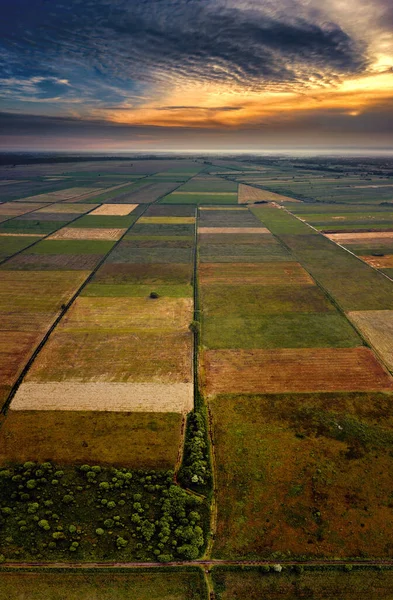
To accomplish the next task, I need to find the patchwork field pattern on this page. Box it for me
[0,270,91,409]
[3,200,196,466]
[3,159,393,571]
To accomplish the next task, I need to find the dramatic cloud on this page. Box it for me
[0,0,392,149]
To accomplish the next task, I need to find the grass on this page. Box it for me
[29,240,116,254]
[211,567,393,599]
[0,220,70,235]
[130,223,195,236]
[106,244,192,264]
[91,263,193,285]
[200,284,335,315]
[69,215,137,229]
[1,253,102,271]
[199,210,262,227]
[210,392,393,559]
[0,270,90,312]
[0,235,41,258]
[175,178,238,192]
[202,313,361,349]
[0,571,206,600]
[0,411,182,469]
[81,283,193,297]
[253,206,393,310]
[199,243,290,262]
[145,205,196,217]
[161,193,237,204]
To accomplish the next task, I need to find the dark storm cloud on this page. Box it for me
[0,0,367,99]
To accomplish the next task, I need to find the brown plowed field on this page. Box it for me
[238,184,300,204]
[348,311,393,372]
[362,255,393,268]
[199,262,314,285]
[2,253,101,271]
[0,331,42,387]
[49,227,126,240]
[202,348,393,395]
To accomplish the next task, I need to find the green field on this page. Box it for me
[211,567,393,599]
[0,570,206,600]
[252,206,393,310]
[211,393,393,559]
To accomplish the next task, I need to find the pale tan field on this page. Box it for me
[11,382,193,412]
[15,187,103,203]
[0,202,46,215]
[90,203,138,215]
[138,216,196,224]
[37,203,98,214]
[202,347,393,395]
[362,255,393,268]
[199,262,314,285]
[348,311,393,372]
[198,227,270,234]
[56,296,193,332]
[327,232,393,243]
[49,227,126,240]
[238,184,300,204]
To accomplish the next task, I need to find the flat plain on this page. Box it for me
[1,156,393,590]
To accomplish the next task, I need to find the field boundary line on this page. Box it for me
[271,204,393,378]
[0,203,152,417]
[0,201,103,267]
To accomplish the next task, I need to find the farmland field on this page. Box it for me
[0,570,206,599]
[2,156,393,584]
[211,393,393,558]
[211,568,393,599]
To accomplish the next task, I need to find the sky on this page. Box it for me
[1,0,393,152]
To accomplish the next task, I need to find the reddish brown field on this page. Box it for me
[0,331,42,387]
[362,255,393,268]
[2,253,101,270]
[202,347,393,395]
[199,261,314,285]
